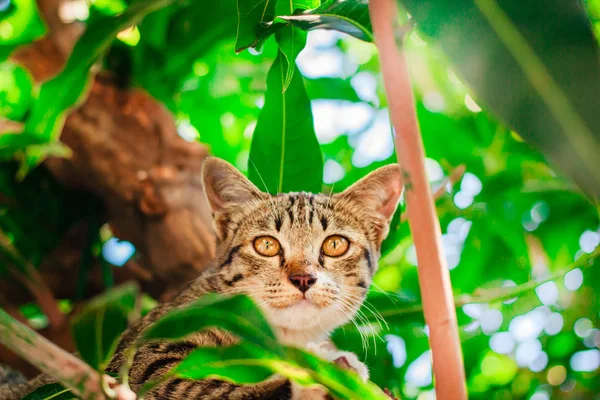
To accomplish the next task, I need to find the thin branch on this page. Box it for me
[369,0,468,398]
[119,294,143,390]
[378,246,600,319]
[0,229,66,330]
[0,308,136,400]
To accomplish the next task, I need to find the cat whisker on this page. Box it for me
[332,303,368,354]
[248,157,279,220]
[340,293,389,337]
[341,292,389,330]
[335,295,385,354]
[334,297,374,352]
[368,283,406,300]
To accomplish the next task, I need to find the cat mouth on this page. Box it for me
[295,295,330,309]
[294,298,316,308]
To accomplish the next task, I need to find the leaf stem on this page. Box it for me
[0,229,66,330]
[369,0,467,397]
[278,55,286,193]
[0,308,135,400]
[120,294,143,389]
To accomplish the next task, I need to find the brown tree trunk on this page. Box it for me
[1,0,216,374]
[9,0,216,299]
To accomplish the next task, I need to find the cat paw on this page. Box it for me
[306,342,369,382]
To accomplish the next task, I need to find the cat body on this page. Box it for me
[0,158,402,400]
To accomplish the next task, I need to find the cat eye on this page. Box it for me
[322,235,350,257]
[253,236,281,257]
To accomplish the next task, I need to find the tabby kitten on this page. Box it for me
[2,157,402,400]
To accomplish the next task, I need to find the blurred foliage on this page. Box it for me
[1,0,600,399]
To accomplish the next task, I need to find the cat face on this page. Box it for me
[202,158,403,336]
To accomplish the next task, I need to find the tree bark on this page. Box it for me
[7,0,216,299]
[1,0,216,372]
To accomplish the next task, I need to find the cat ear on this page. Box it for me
[338,164,403,221]
[202,157,265,213]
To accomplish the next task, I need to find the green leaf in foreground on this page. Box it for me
[248,53,323,194]
[140,293,389,399]
[399,0,600,197]
[18,0,174,171]
[235,0,277,51]
[140,294,280,353]
[256,0,372,50]
[275,0,319,15]
[0,64,33,120]
[277,0,372,42]
[169,345,389,399]
[21,383,75,400]
[0,0,47,59]
[286,347,389,399]
[70,283,139,371]
[276,26,308,92]
[173,344,278,383]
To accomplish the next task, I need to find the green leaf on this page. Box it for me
[276,0,372,42]
[0,0,47,50]
[172,344,277,383]
[400,0,600,197]
[235,0,277,51]
[20,0,174,168]
[0,64,33,121]
[21,383,75,400]
[70,283,139,371]
[248,53,323,194]
[134,0,238,104]
[276,26,308,92]
[91,0,128,16]
[140,294,281,353]
[256,0,372,50]
[275,0,320,15]
[285,347,389,399]
[167,344,387,400]
[0,133,41,160]
[172,345,389,399]
[304,77,362,102]
[140,293,387,398]
[15,142,72,181]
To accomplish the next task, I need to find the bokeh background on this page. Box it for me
[1,0,600,399]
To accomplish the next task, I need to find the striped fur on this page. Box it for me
[2,158,402,400]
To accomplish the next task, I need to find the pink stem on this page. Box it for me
[369,0,468,398]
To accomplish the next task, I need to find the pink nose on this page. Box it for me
[288,273,317,293]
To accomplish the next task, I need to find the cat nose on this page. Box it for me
[288,273,317,293]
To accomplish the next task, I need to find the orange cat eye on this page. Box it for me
[322,235,350,257]
[253,236,281,257]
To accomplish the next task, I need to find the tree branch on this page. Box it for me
[0,229,66,330]
[377,246,600,319]
[369,0,468,398]
[7,0,217,300]
[0,308,135,400]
